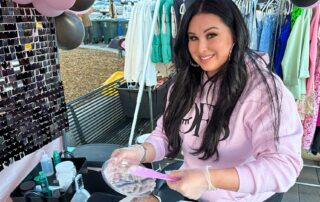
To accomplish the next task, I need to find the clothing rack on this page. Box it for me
[277,0,320,189]
[128,0,161,146]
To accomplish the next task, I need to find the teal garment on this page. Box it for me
[160,0,173,64]
[151,22,163,63]
[151,0,165,63]
[282,9,312,100]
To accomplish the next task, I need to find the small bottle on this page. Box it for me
[52,150,61,166]
[40,152,54,176]
[38,171,52,197]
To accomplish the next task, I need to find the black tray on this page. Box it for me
[10,157,87,202]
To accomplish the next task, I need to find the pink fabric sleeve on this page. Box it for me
[144,115,169,161]
[306,5,320,96]
[236,87,303,194]
[144,85,173,161]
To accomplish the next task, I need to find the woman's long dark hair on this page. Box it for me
[163,0,281,160]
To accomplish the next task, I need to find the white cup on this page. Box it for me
[55,161,76,191]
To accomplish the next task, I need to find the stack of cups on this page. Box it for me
[55,161,76,191]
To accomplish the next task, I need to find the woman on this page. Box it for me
[111,0,303,201]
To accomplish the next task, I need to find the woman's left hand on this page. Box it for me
[166,169,209,200]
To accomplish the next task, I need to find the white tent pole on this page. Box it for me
[128,0,161,146]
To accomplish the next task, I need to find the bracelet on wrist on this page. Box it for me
[140,144,147,163]
[130,144,146,163]
[205,166,216,191]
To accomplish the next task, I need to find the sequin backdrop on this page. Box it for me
[0,0,68,171]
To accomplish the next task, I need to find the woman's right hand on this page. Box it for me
[110,145,145,164]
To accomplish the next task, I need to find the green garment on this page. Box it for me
[291,6,303,29]
[282,9,312,100]
[151,0,173,64]
[151,0,165,63]
[160,0,173,64]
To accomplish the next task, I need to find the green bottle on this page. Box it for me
[38,171,52,197]
[52,150,61,166]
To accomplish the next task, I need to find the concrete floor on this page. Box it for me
[282,159,320,202]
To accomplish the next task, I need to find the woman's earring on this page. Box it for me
[190,60,199,67]
[228,43,235,61]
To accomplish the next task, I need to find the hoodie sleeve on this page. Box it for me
[144,85,173,161]
[235,84,303,194]
[144,115,169,161]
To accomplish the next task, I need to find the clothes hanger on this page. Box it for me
[179,0,186,15]
[261,0,276,13]
[284,0,293,15]
[247,0,255,15]
[261,0,278,15]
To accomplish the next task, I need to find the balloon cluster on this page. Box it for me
[13,0,95,50]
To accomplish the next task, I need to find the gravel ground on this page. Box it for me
[59,48,124,102]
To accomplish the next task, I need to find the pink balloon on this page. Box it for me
[44,0,76,11]
[33,0,64,17]
[13,0,33,4]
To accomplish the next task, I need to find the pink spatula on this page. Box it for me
[128,166,181,182]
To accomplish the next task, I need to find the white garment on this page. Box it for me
[124,1,157,86]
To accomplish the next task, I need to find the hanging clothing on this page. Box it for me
[291,6,303,28]
[297,92,316,121]
[151,0,166,63]
[301,29,320,150]
[256,10,263,50]
[234,0,258,50]
[124,1,157,86]
[297,5,320,122]
[171,0,185,54]
[172,0,184,28]
[151,0,173,64]
[274,14,291,79]
[281,9,312,100]
[310,127,320,154]
[306,5,320,96]
[258,14,277,58]
[242,0,258,50]
[161,0,173,64]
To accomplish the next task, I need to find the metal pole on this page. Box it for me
[148,86,154,129]
[128,0,161,146]
[295,182,320,188]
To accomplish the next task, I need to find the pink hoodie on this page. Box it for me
[306,5,320,96]
[145,58,303,202]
